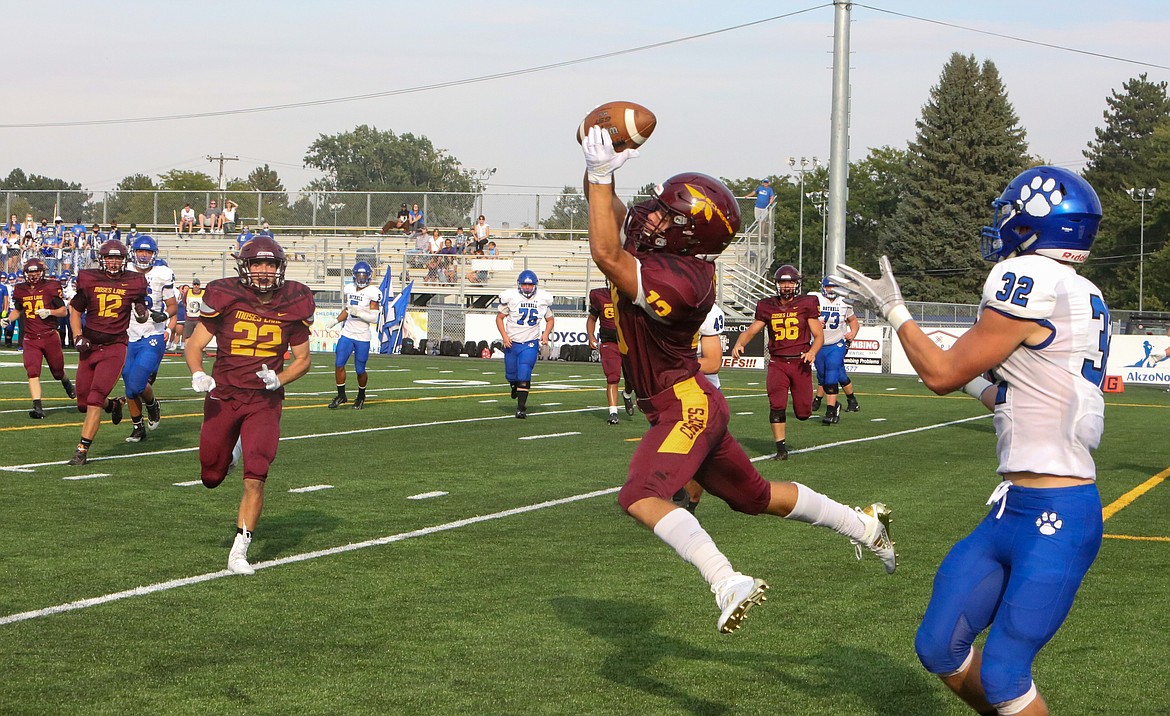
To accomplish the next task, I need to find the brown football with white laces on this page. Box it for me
[576,101,657,152]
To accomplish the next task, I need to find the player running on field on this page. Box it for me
[496,270,554,419]
[122,236,177,442]
[329,261,382,410]
[2,259,76,418]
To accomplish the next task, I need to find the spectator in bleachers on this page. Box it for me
[222,200,239,233]
[2,230,16,272]
[453,227,468,254]
[409,203,424,233]
[41,226,61,275]
[256,220,274,239]
[486,240,498,257]
[426,228,443,255]
[392,203,411,234]
[107,221,121,244]
[178,203,197,236]
[466,247,487,284]
[473,214,491,252]
[125,223,140,246]
[71,217,86,238]
[437,238,459,283]
[425,230,444,282]
[198,200,222,233]
[60,230,75,273]
[4,214,20,235]
[236,225,254,252]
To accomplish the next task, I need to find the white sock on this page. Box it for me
[652,508,737,587]
[231,526,252,555]
[609,405,618,414]
[785,482,865,540]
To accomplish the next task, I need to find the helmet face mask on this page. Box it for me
[774,264,801,300]
[24,259,45,284]
[131,235,158,270]
[980,166,1102,264]
[622,172,741,258]
[98,240,128,277]
[517,269,538,298]
[352,261,372,289]
[236,237,287,293]
[821,277,836,298]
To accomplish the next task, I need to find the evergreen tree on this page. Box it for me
[879,53,1029,302]
[845,146,908,274]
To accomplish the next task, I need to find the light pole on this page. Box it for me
[1127,187,1157,312]
[329,202,345,229]
[474,167,497,220]
[568,205,579,238]
[807,190,829,276]
[788,157,819,275]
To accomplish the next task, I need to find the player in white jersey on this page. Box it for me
[329,261,383,410]
[495,270,554,418]
[832,166,1108,716]
[811,278,860,424]
[123,236,177,442]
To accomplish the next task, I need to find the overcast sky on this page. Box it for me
[3,0,1167,199]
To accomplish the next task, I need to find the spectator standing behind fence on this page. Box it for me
[473,215,490,251]
[179,203,197,236]
[199,200,222,234]
[745,178,775,235]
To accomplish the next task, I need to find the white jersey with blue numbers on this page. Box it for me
[980,254,1109,480]
[813,291,854,345]
[697,303,725,389]
[498,287,554,343]
[341,283,383,342]
[127,263,176,341]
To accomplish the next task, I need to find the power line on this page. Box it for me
[0,4,832,130]
[856,4,1170,71]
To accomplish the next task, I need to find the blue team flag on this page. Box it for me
[378,278,412,355]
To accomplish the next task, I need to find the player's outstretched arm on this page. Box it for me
[731,320,766,358]
[276,341,312,386]
[582,125,638,299]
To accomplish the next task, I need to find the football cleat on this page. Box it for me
[846,395,860,412]
[772,442,789,461]
[607,412,620,425]
[712,574,769,634]
[623,391,635,416]
[510,383,518,400]
[125,424,147,443]
[67,448,88,466]
[145,400,161,430]
[227,551,255,576]
[63,379,76,399]
[328,395,348,409]
[352,396,365,410]
[853,502,897,574]
[811,396,822,412]
[107,397,124,425]
[822,404,841,425]
[29,406,45,420]
[515,408,526,419]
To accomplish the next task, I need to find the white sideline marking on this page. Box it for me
[173,480,202,487]
[886,387,898,391]
[543,402,562,407]
[407,491,448,500]
[479,399,498,403]
[871,418,888,422]
[0,467,35,473]
[735,412,754,416]
[62,473,110,481]
[288,485,334,493]
[519,432,581,440]
[0,487,620,626]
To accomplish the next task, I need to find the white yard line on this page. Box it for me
[518,432,581,440]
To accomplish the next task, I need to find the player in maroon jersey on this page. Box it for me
[66,241,149,465]
[586,285,627,424]
[2,259,75,419]
[581,125,896,635]
[730,264,823,460]
[184,237,315,575]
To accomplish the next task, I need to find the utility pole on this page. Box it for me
[206,154,239,199]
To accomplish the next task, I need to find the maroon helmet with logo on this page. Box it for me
[23,258,47,283]
[236,236,287,292]
[774,264,801,299]
[98,239,128,277]
[623,172,741,258]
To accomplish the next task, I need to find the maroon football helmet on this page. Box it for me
[23,258,47,284]
[236,236,287,292]
[774,264,801,299]
[622,172,741,257]
[98,240,128,277]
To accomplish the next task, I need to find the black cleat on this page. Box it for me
[328,395,348,409]
[607,413,620,425]
[67,449,88,466]
[846,396,860,412]
[108,398,124,426]
[352,396,365,410]
[125,424,147,443]
[29,407,45,420]
[623,392,635,416]
[772,442,789,461]
[515,409,527,419]
[811,396,822,412]
[63,379,76,399]
[823,404,841,425]
[146,400,162,430]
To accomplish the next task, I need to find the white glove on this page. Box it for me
[830,255,914,331]
[256,363,281,390]
[191,371,216,393]
[36,308,54,319]
[0,316,10,329]
[582,124,639,185]
[1152,349,1167,362]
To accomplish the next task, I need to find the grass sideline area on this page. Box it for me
[0,350,1166,715]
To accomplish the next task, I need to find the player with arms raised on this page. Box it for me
[581,123,895,635]
[731,265,823,459]
[185,237,315,575]
[329,260,382,410]
[67,241,149,465]
[586,284,624,424]
[832,167,1108,716]
[812,277,860,424]
[2,259,75,418]
[496,270,554,419]
[122,236,176,442]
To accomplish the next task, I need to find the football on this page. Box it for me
[576,101,657,153]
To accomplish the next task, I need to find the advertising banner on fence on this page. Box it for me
[465,314,590,348]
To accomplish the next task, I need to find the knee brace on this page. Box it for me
[840,377,852,388]
[518,381,531,392]
[769,409,786,423]
[823,383,840,395]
